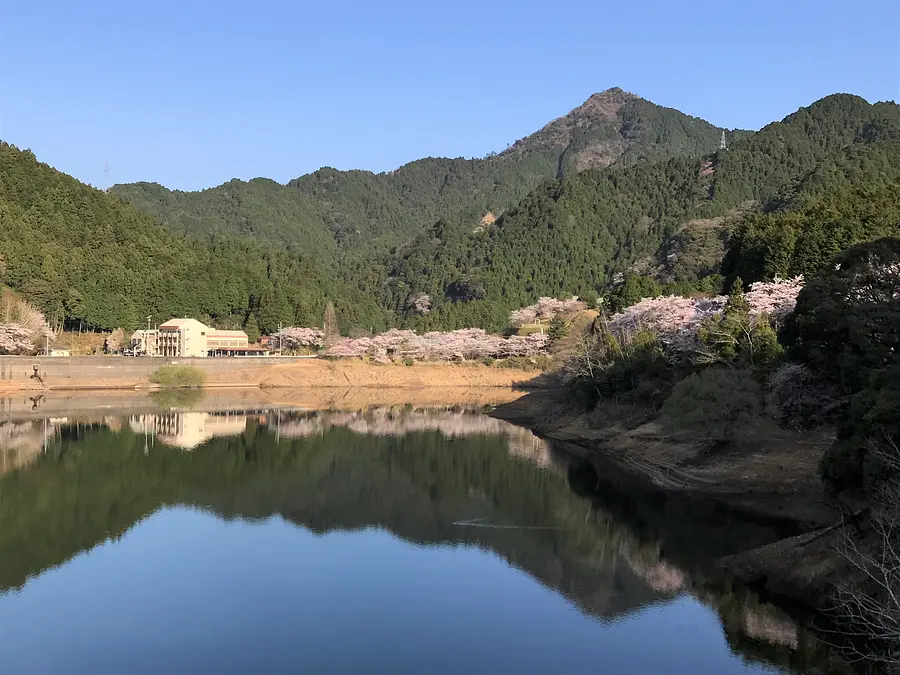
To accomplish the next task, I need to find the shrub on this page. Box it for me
[547,317,568,340]
[765,362,839,428]
[696,280,783,370]
[823,366,900,492]
[782,237,900,395]
[661,368,762,444]
[566,327,673,406]
[149,365,206,388]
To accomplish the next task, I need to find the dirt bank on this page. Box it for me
[0,386,528,421]
[491,390,838,529]
[491,389,858,629]
[0,356,542,394]
[720,525,850,615]
[217,360,542,390]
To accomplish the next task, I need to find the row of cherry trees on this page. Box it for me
[508,297,588,327]
[272,281,801,365]
[324,329,549,361]
[273,326,550,361]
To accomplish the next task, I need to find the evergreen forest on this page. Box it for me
[1,88,898,335]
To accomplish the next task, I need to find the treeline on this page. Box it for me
[0,143,386,334]
[111,88,727,255]
[383,94,900,331]
[3,93,899,338]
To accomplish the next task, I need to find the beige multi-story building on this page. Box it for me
[157,318,213,357]
[131,319,254,357]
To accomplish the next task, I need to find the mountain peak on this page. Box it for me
[568,87,638,123]
[501,87,723,173]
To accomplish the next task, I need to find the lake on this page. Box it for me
[0,400,847,674]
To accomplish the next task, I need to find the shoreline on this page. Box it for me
[489,390,838,528]
[0,357,543,394]
[489,389,847,621]
[0,386,531,422]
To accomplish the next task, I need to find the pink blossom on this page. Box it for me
[746,276,804,325]
[0,324,35,355]
[604,277,804,361]
[409,294,432,315]
[322,328,550,361]
[275,327,326,349]
[509,297,587,327]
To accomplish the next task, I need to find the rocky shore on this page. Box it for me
[490,389,852,619]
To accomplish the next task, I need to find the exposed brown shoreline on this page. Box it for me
[489,389,850,622]
[0,357,542,394]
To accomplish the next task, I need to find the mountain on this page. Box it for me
[110,88,734,253]
[0,143,386,333]
[381,94,900,331]
[3,91,898,336]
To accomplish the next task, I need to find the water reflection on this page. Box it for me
[0,407,850,674]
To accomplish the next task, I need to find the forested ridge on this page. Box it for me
[380,94,900,330]
[0,143,387,334]
[110,88,731,254]
[1,90,898,335]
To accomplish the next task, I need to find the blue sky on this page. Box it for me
[2,0,898,191]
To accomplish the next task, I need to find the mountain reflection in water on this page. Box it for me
[0,406,850,674]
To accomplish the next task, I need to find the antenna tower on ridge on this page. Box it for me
[719,131,727,151]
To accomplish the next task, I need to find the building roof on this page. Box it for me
[207,330,249,338]
[209,346,270,352]
[159,318,210,332]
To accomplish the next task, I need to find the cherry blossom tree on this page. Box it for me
[275,327,326,350]
[602,277,804,363]
[323,328,549,361]
[409,294,432,315]
[0,324,34,355]
[0,291,53,355]
[746,276,804,325]
[509,297,588,327]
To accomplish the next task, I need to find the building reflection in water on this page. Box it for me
[0,405,847,672]
[129,412,253,450]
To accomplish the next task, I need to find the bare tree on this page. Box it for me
[833,435,900,671]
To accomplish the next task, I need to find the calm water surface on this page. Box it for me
[0,404,847,674]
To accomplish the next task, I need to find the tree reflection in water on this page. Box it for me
[0,406,852,673]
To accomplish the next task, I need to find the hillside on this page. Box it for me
[111,88,733,252]
[3,92,898,336]
[382,94,900,330]
[0,143,386,333]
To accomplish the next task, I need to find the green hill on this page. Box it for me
[3,92,898,335]
[381,94,900,330]
[111,88,733,253]
[0,143,386,333]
